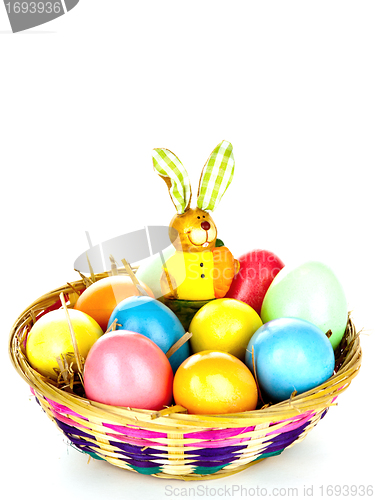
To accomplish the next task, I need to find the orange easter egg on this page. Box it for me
[74,276,154,331]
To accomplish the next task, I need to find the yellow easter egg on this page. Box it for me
[173,350,258,414]
[26,309,103,380]
[189,298,262,361]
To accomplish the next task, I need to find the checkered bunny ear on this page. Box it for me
[197,140,235,212]
[152,148,192,214]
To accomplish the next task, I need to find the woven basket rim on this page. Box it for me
[9,273,362,431]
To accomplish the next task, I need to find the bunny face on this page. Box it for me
[169,207,217,253]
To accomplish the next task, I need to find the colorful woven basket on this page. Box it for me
[9,272,362,481]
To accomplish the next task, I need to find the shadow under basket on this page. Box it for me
[9,274,362,481]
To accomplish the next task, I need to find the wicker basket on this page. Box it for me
[9,272,362,481]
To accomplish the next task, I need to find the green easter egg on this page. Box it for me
[136,245,176,298]
[261,261,348,350]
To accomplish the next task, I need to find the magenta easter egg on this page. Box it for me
[225,249,284,315]
[83,330,173,410]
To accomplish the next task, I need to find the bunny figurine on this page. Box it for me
[152,140,240,301]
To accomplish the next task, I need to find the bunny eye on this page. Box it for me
[197,216,201,219]
[202,216,206,218]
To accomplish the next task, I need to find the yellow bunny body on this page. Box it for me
[161,250,215,300]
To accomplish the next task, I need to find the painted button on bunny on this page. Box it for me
[152,140,240,301]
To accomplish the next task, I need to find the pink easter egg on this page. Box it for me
[83,330,173,410]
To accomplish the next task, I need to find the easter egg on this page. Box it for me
[26,309,103,380]
[225,249,284,315]
[74,275,154,331]
[173,350,258,414]
[245,318,335,403]
[261,261,348,350]
[108,295,189,372]
[84,330,173,410]
[136,245,176,299]
[189,298,262,361]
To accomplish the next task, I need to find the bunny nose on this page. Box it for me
[201,221,211,231]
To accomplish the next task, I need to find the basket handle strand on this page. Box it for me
[165,331,193,359]
[109,254,119,276]
[59,292,84,377]
[121,257,151,297]
[85,252,96,283]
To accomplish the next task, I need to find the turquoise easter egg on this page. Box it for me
[108,295,189,373]
[261,261,348,350]
[136,245,176,299]
[245,318,335,403]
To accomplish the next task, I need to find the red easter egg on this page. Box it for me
[225,249,284,315]
[83,331,173,410]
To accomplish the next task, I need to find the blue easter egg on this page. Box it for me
[108,296,189,373]
[245,318,335,403]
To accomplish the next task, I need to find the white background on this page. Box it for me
[1,1,374,499]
